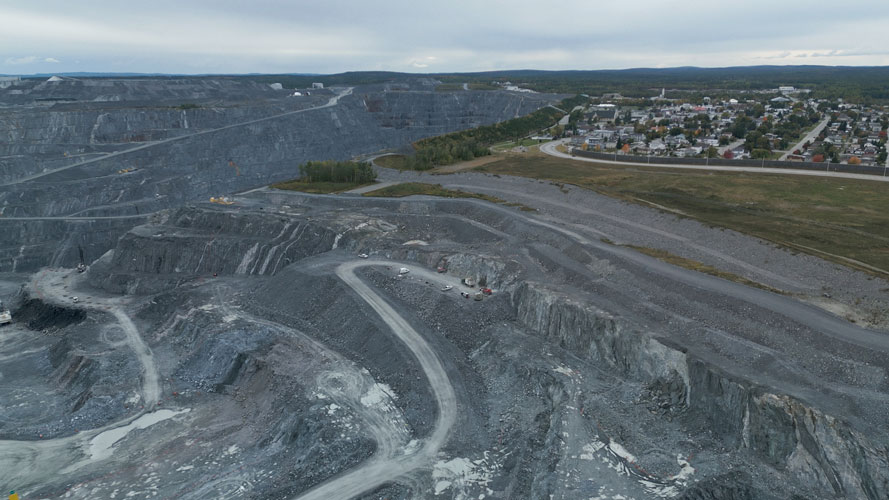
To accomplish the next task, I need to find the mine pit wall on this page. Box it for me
[0,217,143,272]
[90,208,340,293]
[511,281,889,499]
[0,90,557,219]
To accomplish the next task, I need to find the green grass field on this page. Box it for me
[473,151,889,275]
[270,180,369,194]
[374,155,414,170]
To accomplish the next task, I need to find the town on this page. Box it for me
[561,86,889,166]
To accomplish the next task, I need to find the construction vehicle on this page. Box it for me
[9,490,20,500]
[0,301,11,326]
[76,246,86,273]
[437,259,448,273]
[474,292,484,301]
[441,285,453,291]
[358,253,369,259]
[460,292,470,299]
[210,196,235,205]
[462,277,475,288]
[480,288,493,296]
[398,267,410,275]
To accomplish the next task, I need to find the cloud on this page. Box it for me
[1,1,888,73]
[3,55,61,65]
[5,55,38,65]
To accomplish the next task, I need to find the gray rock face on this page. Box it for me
[0,78,561,273]
[512,279,889,500]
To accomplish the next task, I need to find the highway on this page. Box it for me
[1,87,354,187]
[780,116,830,160]
[540,139,889,182]
[294,260,458,500]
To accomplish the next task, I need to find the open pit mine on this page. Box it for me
[0,77,887,499]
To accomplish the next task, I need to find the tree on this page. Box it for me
[752,148,771,159]
[752,103,765,118]
[706,146,719,158]
[723,150,734,159]
[732,115,754,138]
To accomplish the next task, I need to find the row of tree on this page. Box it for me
[398,95,587,170]
[298,160,377,184]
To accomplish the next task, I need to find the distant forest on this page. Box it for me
[239,66,889,103]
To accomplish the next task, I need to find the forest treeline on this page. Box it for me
[395,95,587,170]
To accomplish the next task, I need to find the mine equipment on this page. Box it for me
[0,301,11,325]
[474,293,484,301]
[441,285,453,291]
[461,292,470,298]
[462,277,475,287]
[398,267,410,275]
[77,246,86,273]
[437,266,447,273]
[358,253,369,259]
[9,490,20,500]
[481,288,493,295]
[210,196,235,205]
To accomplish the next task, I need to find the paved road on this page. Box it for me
[540,140,889,182]
[717,138,744,155]
[1,88,354,187]
[780,116,830,160]
[343,181,398,194]
[295,260,458,500]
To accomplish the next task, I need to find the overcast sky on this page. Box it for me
[2,0,888,75]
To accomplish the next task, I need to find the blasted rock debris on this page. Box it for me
[0,189,884,499]
[0,78,888,499]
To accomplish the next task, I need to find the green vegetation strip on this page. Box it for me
[270,159,378,193]
[374,155,414,171]
[362,182,535,211]
[393,95,586,171]
[474,151,889,275]
[621,244,786,295]
[270,180,370,194]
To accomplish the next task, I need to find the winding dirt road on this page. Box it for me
[0,268,162,488]
[294,260,457,500]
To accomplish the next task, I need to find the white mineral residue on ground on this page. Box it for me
[88,409,190,461]
[432,455,497,496]
[608,440,636,463]
[360,382,397,407]
[402,240,429,246]
[580,440,606,460]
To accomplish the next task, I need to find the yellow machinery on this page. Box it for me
[210,196,235,205]
[10,491,20,500]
